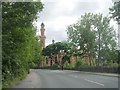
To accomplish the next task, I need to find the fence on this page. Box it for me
[32,66,119,74]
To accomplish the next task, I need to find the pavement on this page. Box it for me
[12,69,119,88]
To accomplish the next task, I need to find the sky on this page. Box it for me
[34,0,118,46]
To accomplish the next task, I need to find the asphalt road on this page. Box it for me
[13,69,118,88]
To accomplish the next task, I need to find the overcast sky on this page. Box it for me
[34,0,118,46]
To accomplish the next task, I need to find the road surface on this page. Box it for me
[13,69,118,88]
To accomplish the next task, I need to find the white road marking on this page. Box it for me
[84,79,104,86]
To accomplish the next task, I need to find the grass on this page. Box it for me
[2,72,28,88]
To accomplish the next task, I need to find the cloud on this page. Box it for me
[45,27,67,45]
[34,0,117,46]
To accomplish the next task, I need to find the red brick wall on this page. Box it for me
[70,56,76,64]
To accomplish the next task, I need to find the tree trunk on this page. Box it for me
[98,29,101,66]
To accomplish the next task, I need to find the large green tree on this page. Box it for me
[109,1,120,23]
[66,13,117,66]
[2,2,43,88]
[42,42,69,65]
[109,1,120,65]
[42,42,68,57]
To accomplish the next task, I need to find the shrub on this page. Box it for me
[63,61,70,69]
[75,59,88,68]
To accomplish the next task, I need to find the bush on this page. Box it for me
[75,59,88,68]
[63,61,70,69]
[2,2,44,88]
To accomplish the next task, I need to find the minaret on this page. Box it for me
[40,22,46,49]
[52,40,55,44]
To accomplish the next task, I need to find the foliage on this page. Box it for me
[63,61,70,69]
[62,54,70,64]
[2,2,43,88]
[109,1,120,23]
[75,58,88,68]
[66,13,117,66]
[42,42,68,57]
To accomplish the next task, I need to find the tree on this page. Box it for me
[42,42,68,56]
[109,1,120,23]
[42,42,69,66]
[109,1,120,65]
[66,13,117,66]
[2,2,43,88]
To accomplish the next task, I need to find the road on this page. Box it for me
[13,69,118,88]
